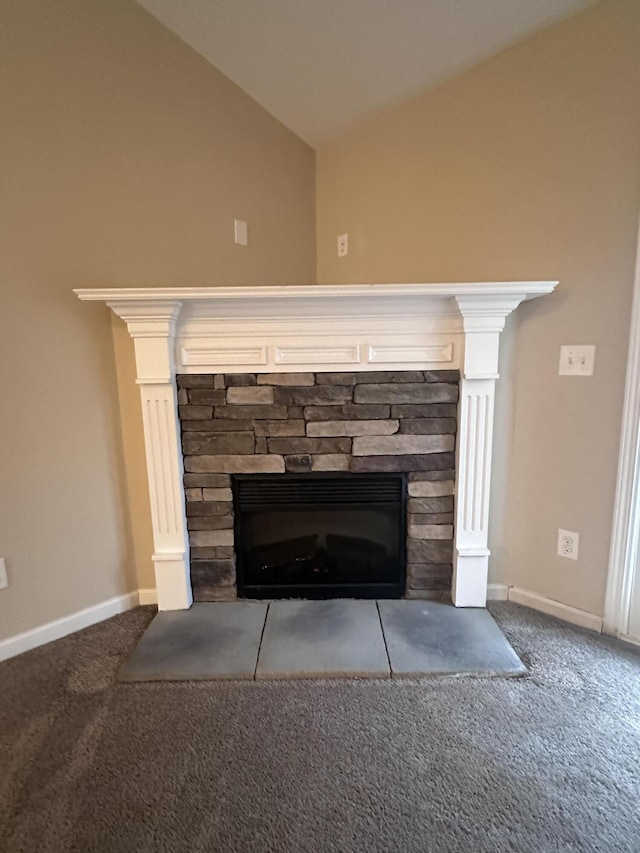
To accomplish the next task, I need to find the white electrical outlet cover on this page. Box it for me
[0,558,7,590]
[234,219,248,246]
[557,529,579,560]
[337,233,348,258]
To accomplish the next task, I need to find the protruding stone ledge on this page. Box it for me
[184,455,285,473]
[352,434,454,456]
[307,420,400,437]
[354,383,458,405]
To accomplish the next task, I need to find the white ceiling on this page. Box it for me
[136,0,596,148]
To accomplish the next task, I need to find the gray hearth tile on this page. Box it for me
[256,600,390,679]
[118,602,267,682]
[378,600,525,677]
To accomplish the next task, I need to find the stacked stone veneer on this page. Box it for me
[177,370,459,601]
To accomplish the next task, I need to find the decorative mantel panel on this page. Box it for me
[76,283,557,610]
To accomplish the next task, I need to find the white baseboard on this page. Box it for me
[0,591,139,663]
[486,583,509,601]
[138,588,158,605]
[507,586,603,633]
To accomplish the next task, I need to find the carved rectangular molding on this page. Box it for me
[367,342,454,364]
[181,344,268,366]
[274,344,361,364]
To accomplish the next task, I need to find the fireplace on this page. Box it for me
[233,473,406,599]
[75,281,558,610]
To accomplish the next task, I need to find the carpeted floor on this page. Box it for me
[1,603,639,853]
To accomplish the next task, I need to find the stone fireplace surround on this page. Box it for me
[75,282,557,611]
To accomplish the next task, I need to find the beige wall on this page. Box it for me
[0,0,315,640]
[317,0,640,616]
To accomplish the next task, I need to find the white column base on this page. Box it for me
[153,553,193,610]
[452,549,489,607]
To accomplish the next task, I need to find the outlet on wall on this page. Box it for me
[557,529,579,560]
[337,233,348,258]
[0,558,8,590]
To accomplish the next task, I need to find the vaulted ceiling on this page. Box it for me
[137,0,596,147]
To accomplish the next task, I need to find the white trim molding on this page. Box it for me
[604,215,640,637]
[508,587,603,633]
[0,592,139,663]
[76,282,557,610]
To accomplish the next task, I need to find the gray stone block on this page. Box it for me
[213,405,288,420]
[391,404,458,418]
[180,419,254,432]
[404,589,451,601]
[193,585,237,602]
[304,404,390,421]
[187,516,234,531]
[178,405,212,420]
[408,470,456,482]
[214,375,226,389]
[267,437,351,455]
[407,540,454,563]
[351,452,455,473]
[186,501,233,517]
[191,560,236,588]
[408,495,455,513]
[189,529,235,547]
[190,546,235,560]
[224,374,256,386]
[185,488,203,502]
[311,455,350,471]
[182,433,255,455]
[274,385,353,406]
[177,374,214,388]
[254,420,306,437]
[423,370,460,383]
[257,373,315,386]
[407,480,454,497]
[285,454,312,472]
[356,371,425,384]
[187,389,227,405]
[354,383,459,404]
[226,386,275,405]
[307,419,399,437]
[177,388,189,405]
[287,407,305,418]
[255,437,268,453]
[410,512,455,525]
[408,524,454,540]
[399,418,457,435]
[408,563,453,581]
[185,455,285,473]
[202,487,233,501]
[352,434,454,456]
[316,373,356,385]
[183,474,231,488]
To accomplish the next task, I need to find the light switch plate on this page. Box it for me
[559,345,595,376]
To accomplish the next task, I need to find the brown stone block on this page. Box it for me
[352,434,454,456]
[191,559,236,588]
[267,437,351,455]
[355,383,458,405]
[391,404,458,418]
[307,419,399,437]
[183,473,231,488]
[316,373,356,385]
[177,375,214,389]
[288,406,305,418]
[182,432,254,455]
[254,420,306,437]
[408,496,455,514]
[257,373,315,386]
[193,585,237,602]
[178,405,213,420]
[356,371,425,384]
[213,405,288,420]
[404,589,452,601]
[186,501,233,517]
[214,375,226,389]
[187,389,227,405]
[407,540,454,563]
[410,512,454,525]
[304,404,390,421]
[255,437,268,453]
[187,516,234,531]
[399,418,457,435]
[408,470,456,482]
[407,563,453,580]
[224,374,257,386]
[190,546,235,560]
[185,455,285,473]
[285,455,313,472]
[311,455,350,471]
[350,452,455,473]
[177,388,189,405]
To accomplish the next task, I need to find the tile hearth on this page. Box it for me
[118,600,525,682]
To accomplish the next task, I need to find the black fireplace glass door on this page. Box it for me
[233,473,406,599]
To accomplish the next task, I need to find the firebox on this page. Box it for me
[233,473,406,599]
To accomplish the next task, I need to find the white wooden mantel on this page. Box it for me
[75,283,557,611]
